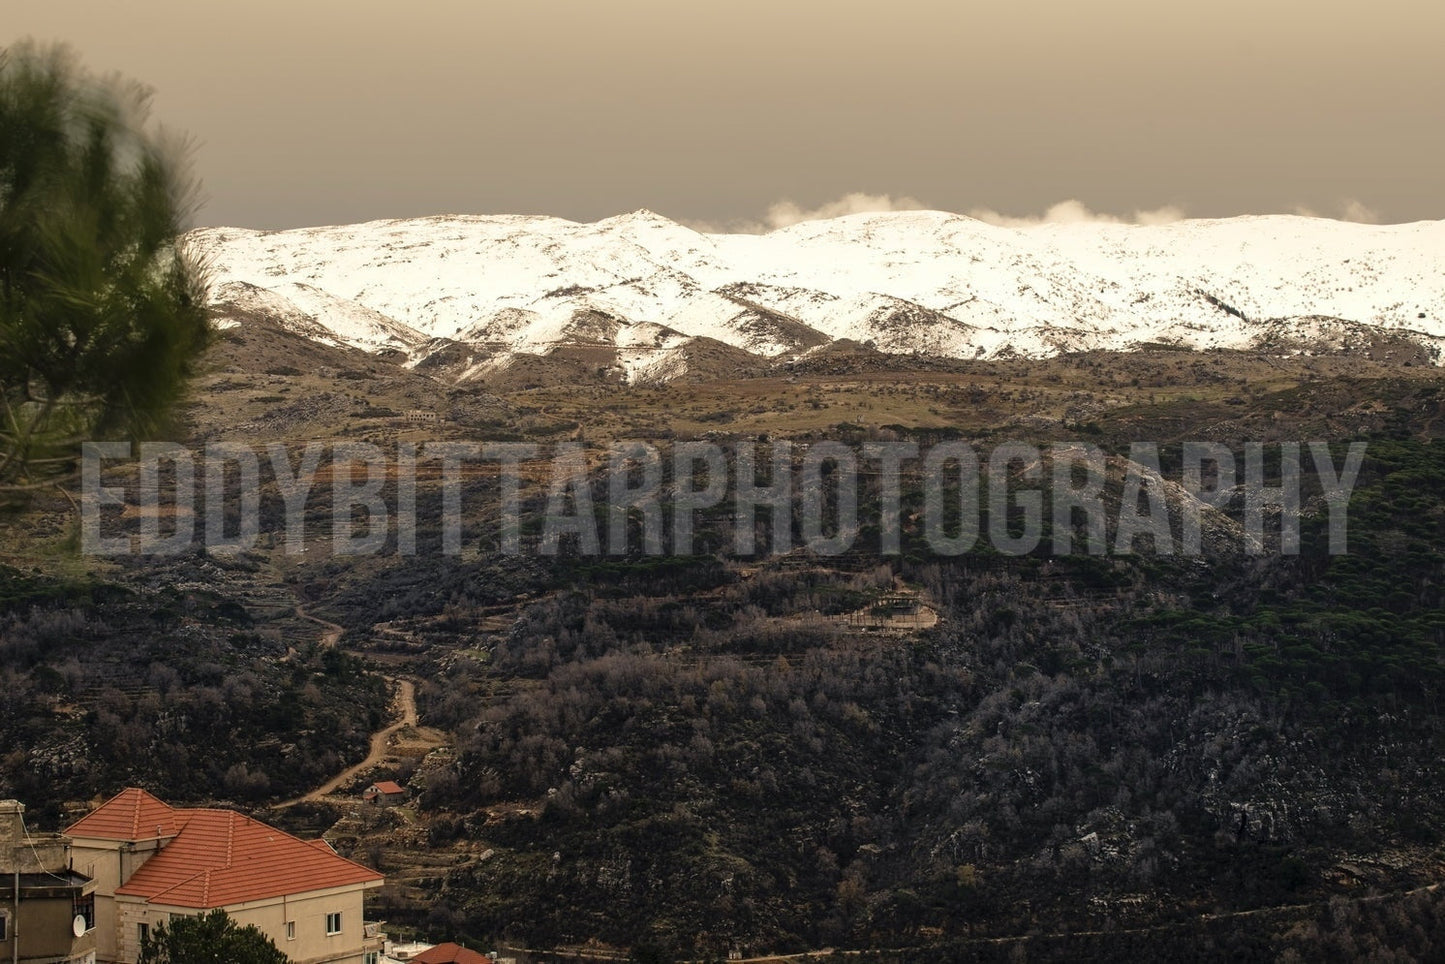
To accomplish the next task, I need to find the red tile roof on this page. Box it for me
[65,790,382,909]
[411,943,490,964]
[367,781,406,795]
[66,788,183,841]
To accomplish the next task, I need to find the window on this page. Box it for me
[325,912,342,936]
[0,912,8,941]
[73,895,96,932]
[286,920,296,941]
[138,922,150,946]
[364,954,379,964]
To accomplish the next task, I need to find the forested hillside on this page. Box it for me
[2,328,1442,959]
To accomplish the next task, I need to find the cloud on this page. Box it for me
[967,199,1187,227]
[762,192,928,229]
[686,192,928,234]
[1339,199,1381,223]
[1292,199,1380,223]
[975,198,1388,227]
[688,195,1393,235]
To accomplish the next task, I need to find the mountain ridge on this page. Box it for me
[195,210,1445,383]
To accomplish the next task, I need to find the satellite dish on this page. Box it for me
[73,914,87,937]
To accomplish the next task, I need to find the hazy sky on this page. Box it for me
[7,0,1443,229]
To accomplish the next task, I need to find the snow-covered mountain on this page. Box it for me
[194,210,1445,383]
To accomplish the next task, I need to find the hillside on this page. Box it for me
[3,316,1444,958]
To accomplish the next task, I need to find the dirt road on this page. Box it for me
[295,604,344,648]
[274,607,438,808]
[274,679,420,808]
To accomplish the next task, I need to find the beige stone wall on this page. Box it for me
[113,898,153,963]
[227,886,375,964]
[67,840,123,963]
[115,884,377,964]
[0,801,23,853]
[67,843,121,893]
[69,836,168,892]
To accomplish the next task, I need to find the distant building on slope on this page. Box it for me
[362,782,408,807]
[380,938,435,961]
[65,787,385,964]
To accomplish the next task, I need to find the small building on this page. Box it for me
[0,799,98,964]
[381,939,435,961]
[362,781,408,807]
[403,410,440,425]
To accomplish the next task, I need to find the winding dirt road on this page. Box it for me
[296,604,344,648]
[274,678,420,808]
[274,607,438,809]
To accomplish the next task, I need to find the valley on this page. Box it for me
[3,229,1445,961]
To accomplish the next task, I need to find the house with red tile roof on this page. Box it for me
[408,942,490,964]
[362,781,408,807]
[66,788,385,964]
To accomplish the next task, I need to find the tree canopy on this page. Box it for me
[138,909,289,964]
[0,40,210,489]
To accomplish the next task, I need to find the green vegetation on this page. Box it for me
[0,41,209,490]
[138,909,288,964]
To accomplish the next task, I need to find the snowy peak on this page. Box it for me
[193,210,1445,384]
